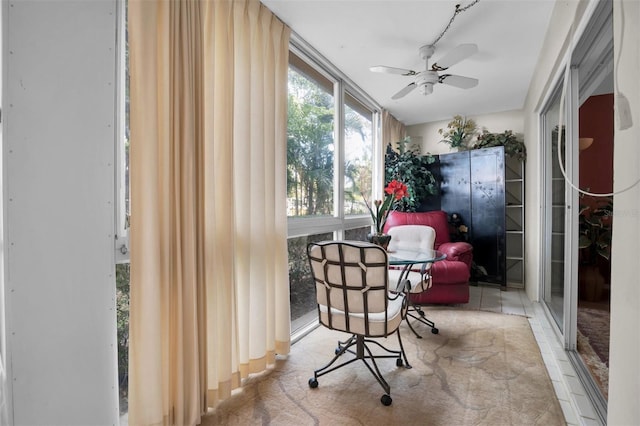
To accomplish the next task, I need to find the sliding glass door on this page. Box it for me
[540,1,612,420]
[542,84,568,332]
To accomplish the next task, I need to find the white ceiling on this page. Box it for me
[261,0,556,125]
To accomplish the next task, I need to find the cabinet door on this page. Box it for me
[470,147,506,286]
[439,151,472,232]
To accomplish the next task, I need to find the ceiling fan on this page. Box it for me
[370,43,479,99]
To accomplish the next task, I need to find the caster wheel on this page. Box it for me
[335,347,341,355]
[308,378,318,388]
[418,310,426,318]
[431,328,439,334]
[396,358,403,367]
[381,394,392,406]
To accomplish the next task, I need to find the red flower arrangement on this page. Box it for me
[364,179,409,235]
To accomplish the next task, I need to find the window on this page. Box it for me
[287,56,335,218]
[286,47,381,334]
[115,0,130,417]
[343,93,374,216]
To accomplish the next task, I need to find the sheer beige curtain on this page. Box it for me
[381,109,406,150]
[128,1,291,424]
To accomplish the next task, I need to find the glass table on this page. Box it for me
[388,249,446,338]
[388,248,446,267]
[388,248,446,290]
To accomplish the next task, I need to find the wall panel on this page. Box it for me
[3,1,119,424]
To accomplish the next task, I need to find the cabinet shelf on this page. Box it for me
[505,155,524,289]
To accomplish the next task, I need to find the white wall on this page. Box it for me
[522,0,640,424]
[2,1,119,424]
[406,109,524,155]
[608,2,640,423]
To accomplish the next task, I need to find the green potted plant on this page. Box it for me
[384,137,437,211]
[579,197,613,263]
[438,115,478,150]
[578,196,613,301]
[472,129,527,161]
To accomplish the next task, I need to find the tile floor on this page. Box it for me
[464,284,603,426]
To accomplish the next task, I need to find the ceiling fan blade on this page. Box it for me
[439,74,479,89]
[431,43,478,71]
[391,82,417,99]
[370,65,417,76]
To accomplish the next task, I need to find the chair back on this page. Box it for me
[387,225,436,253]
[307,240,397,337]
[383,210,450,248]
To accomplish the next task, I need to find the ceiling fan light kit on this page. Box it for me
[420,83,434,96]
[371,43,479,99]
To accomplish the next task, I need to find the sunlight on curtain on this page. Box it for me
[128,0,291,424]
[381,109,406,150]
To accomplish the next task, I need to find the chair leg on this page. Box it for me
[310,335,360,382]
[395,327,411,369]
[309,333,407,405]
[405,303,439,338]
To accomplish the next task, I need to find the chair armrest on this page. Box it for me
[439,242,473,269]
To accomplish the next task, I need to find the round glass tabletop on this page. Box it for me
[387,249,446,265]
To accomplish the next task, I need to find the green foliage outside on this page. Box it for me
[116,263,130,413]
[287,68,370,217]
[287,232,333,321]
[287,69,335,216]
[385,138,437,211]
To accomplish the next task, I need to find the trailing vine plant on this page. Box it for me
[385,137,438,212]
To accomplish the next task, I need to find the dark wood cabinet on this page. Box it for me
[427,147,507,287]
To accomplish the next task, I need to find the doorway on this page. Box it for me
[541,0,612,420]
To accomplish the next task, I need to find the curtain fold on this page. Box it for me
[381,109,407,150]
[128,1,291,424]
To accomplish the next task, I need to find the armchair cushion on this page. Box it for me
[383,210,450,248]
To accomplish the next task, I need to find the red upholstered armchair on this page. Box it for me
[383,210,473,304]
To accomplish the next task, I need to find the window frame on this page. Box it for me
[114,0,129,264]
[287,37,382,240]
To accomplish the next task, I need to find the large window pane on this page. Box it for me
[287,62,335,218]
[344,226,369,241]
[344,94,373,215]
[288,232,333,333]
